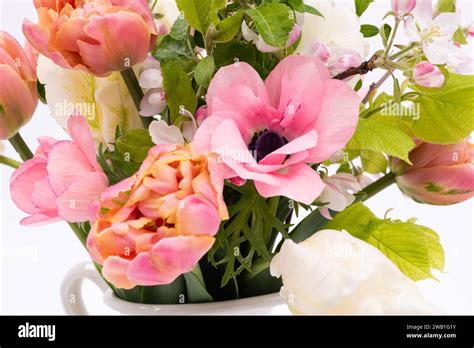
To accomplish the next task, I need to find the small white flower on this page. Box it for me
[404,1,461,65]
[271,230,439,315]
[138,57,166,117]
[297,0,368,59]
[319,173,361,219]
[149,120,185,145]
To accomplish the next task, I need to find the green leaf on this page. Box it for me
[289,210,329,243]
[183,266,214,303]
[114,276,187,304]
[115,129,154,163]
[325,203,445,281]
[37,80,47,104]
[214,41,256,67]
[214,10,244,43]
[161,61,197,123]
[360,149,388,174]
[453,27,467,45]
[169,17,189,41]
[360,24,379,38]
[412,73,474,144]
[194,56,215,88]
[355,0,374,17]
[155,35,194,62]
[176,0,225,34]
[347,118,416,162]
[245,3,295,48]
[436,0,456,13]
[304,4,324,17]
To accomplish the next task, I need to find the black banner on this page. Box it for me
[0,315,473,347]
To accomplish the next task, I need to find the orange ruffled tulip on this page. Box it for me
[87,144,228,289]
[391,140,474,205]
[23,0,158,77]
[0,32,38,140]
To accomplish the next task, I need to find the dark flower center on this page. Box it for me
[248,130,288,162]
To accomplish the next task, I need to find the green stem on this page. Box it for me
[8,133,33,161]
[389,42,420,60]
[359,172,396,202]
[120,68,151,128]
[0,155,21,169]
[68,222,87,248]
[384,18,400,59]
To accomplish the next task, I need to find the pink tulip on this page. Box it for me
[10,116,108,225]
[0,32,38,140]
[413,61,445,87]
[392,0,416,15]
[86,144,228,289]
[23,0,158,77]
[193,56,360,205]
[391,139,474,205]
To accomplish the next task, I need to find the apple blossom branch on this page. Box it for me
[332,54,382,81]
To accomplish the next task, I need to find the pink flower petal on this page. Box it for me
[102,256,135,289]
[56,172,109,222]
[176,196,221,237]
[254,164,325,204]
[307,79,360,163]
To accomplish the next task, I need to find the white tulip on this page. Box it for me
[37,56,142,149]
[297,0,368,59]
[271,230,439,315]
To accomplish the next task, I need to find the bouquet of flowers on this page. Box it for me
[1,0,473,314]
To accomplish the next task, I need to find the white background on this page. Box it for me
[0,0,473,315]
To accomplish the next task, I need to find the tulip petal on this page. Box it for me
[78,12,153,76]
[56,171,109,222]
[176,196,221,236]
[102,256,135,289]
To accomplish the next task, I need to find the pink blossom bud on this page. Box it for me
[413,61,445,88]
[391,0,417,15]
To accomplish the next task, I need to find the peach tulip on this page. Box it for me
[23,0,158,77]
[391,139,474,205]
[0,32,38,140]
[87,144,228,289]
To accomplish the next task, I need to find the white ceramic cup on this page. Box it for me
[61,262,288,315]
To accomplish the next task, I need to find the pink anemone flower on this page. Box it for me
[193,56,361,204]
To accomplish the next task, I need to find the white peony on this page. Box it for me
[297,0,368,59]
[37,56,143,149]
[271,229,439,315]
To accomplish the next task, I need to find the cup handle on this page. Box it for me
[60,261,108,315]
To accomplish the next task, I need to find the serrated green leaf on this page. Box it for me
[360,24,379,38]
[214,10,244,43]
[176,0,225,34]
[324,203,445,281]
[246,3,295,48]
[360,150,388,174]
[347,118,416,162]
[355,0,374,17]
[169,17,189,41]
[154,35,194,62]
[115,129,154,163]
[194,56,215,88]
[161,61,197,123]
[436,0,456,13]
[412,73,474,144]
[304,4,324,17]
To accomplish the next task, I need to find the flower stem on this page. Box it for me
[359,172,396,202]
[384,18,401,59]
[0,155,21,169]
[68,222,87,248]
[120,68,151,128]
[8,133,33,161]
